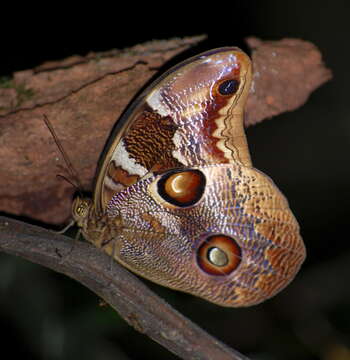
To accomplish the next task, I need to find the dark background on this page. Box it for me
[1,1,349,359]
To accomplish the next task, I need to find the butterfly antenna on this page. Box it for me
[43,114,84,195]
[56,174,80,192]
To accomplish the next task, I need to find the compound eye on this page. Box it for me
[197,235,242,276]
[157,169,206,207]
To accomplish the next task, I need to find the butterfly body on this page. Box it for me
[73,47,306,307]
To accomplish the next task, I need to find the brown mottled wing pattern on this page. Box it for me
[94,48,252,213]
[105,165,305,307]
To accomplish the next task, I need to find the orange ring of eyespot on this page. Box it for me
[157,169,206,207]
[197,235,242,276]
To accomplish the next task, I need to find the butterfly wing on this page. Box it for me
[106,164,305,307]
[94,47,305,307]
[94,47,252,213]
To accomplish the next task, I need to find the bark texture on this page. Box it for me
[0,36,331,224]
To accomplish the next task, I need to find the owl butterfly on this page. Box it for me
[72,47,306,307]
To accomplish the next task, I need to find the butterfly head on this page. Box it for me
[72,196,93,228]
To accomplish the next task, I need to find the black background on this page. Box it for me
[1,1,349,359]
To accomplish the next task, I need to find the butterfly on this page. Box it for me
[72,47,306,307]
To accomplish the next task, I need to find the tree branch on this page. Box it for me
[0,215,250,360]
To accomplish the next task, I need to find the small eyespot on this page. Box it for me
[157,169,206,207]
[218,79,240,96]
[197,235,241,276]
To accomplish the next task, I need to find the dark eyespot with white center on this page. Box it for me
[218,79,240,96]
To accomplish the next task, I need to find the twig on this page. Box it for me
[0,215,250,360]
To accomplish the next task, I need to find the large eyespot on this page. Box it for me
[197,235,241,276]
[157,169,206,207]
[217,79,240,96]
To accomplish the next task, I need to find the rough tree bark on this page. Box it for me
[0,36,331,224]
